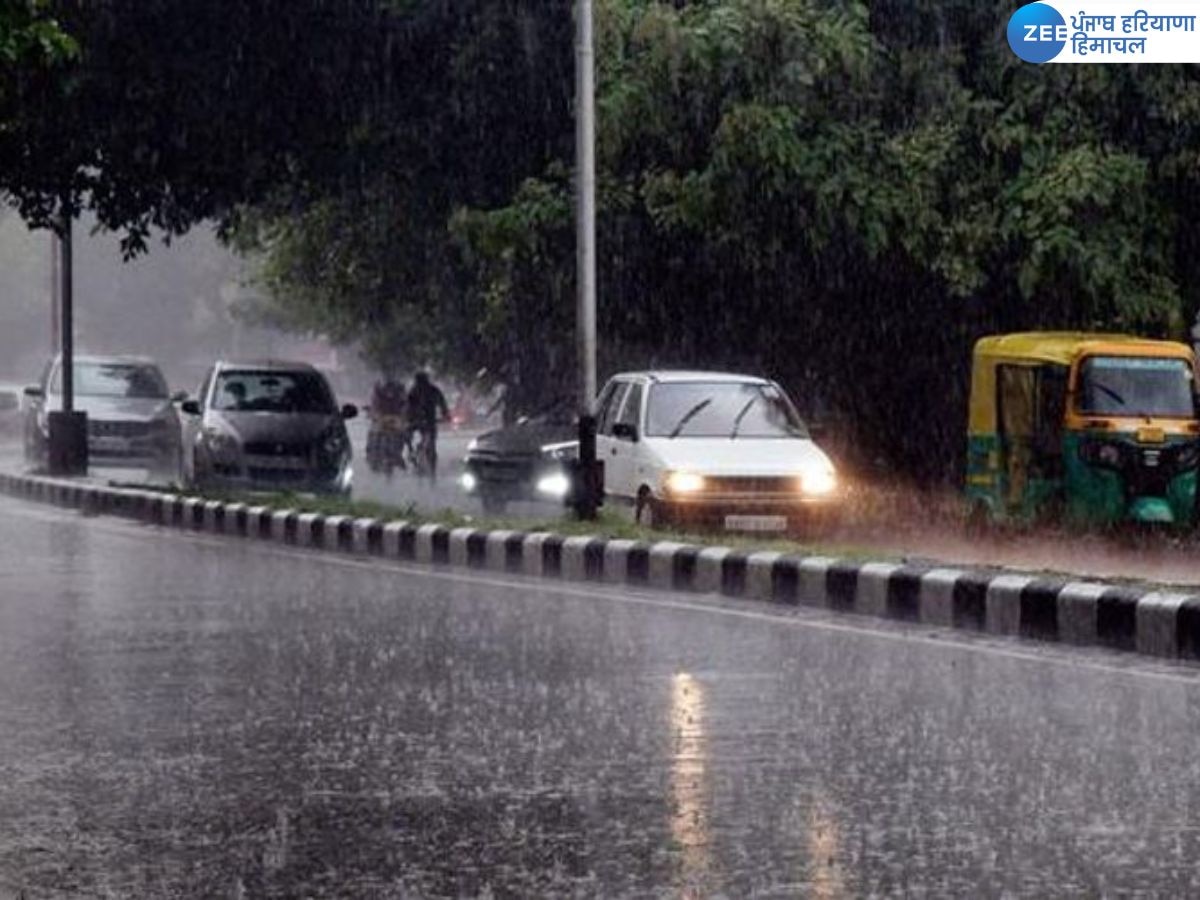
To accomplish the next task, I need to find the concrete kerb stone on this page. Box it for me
[985,574,1034,636]
[602,539,640,585]
[296,512,325,548]
[1057,582,1106,646]
[382,521,412,558]
[648,541,687,588]
[745,551,784,601]
[1136,592,1192,657]
[414,523,444,564]
[351,518,381,554]
[797,557,838,608]
[449,527,477,568]
[693,546,731,594]
[561,535,604,581]
[917,568,965,627]
[855,562,903,617]
[483,529,518,572]
[270,508,297,543]
[521,533,554,577]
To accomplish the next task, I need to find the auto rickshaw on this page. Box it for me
[966,332,1200,526]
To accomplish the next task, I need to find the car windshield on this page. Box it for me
[52,362,168,399]
[213,370,334,414]
[645,381,808,438]
[1078,356,1196,418]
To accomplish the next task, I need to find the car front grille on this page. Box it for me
[469,452,538,483]
[701,476,798,495]
[246,467,311,484]
[89,420,152,438]
[245,441,311,458]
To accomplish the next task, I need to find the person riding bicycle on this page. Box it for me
[407,370,449,478]
[368,370,410,474]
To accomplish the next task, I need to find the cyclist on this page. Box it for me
[407,370,449,479]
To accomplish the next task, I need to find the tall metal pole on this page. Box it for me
[575,0,596,412]
[573,0,600,519]
[50,233,61,351]
[60,213,73,414]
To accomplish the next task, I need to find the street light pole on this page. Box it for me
[575,0,597,410]
[574,0,600,520]
[47,211,87,475]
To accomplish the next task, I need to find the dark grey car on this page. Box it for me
[182,361,357,495]
[461,402,578,514]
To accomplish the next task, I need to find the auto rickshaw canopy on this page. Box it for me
[968,332,1196,434]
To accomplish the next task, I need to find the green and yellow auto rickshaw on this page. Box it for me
[966,332,1200,527]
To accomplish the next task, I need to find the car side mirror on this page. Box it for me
[170,391,188,403]
[180,400,201,416]
[23,385,42,399]
[341,404,358,420]
[612,422,639,442]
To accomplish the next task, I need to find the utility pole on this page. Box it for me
[47,212,87,475]
[50,233,60,350]
[573,0,600,520]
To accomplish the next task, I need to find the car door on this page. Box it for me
[180,368,213,483]
[608,379,646,498]
[594,378,629,500]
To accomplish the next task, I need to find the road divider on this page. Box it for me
[3,470,1199,663]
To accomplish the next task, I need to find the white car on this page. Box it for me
[595,371,839,532]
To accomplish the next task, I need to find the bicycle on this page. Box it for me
[407,426,438,479]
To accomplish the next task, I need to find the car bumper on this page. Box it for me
[203,459,352,495]
[461,458,571,502]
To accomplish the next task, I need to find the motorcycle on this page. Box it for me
[366,413,410,477]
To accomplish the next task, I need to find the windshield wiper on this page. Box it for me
[729,395,758,439]
[668,398,712,438]
[1089,380,1127,408]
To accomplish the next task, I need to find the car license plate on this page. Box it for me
[724,514,788,532]
[92,436,129,453]
[251,456,306,470]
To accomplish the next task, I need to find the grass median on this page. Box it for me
[109,479,892,562]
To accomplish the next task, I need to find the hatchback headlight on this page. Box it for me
[323,429,348,458]
[799,466,837,497]
[665,471,705,494]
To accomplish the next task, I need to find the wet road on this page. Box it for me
[3,497,1200,896]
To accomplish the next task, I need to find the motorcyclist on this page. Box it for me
[368,369,410,474]
[407,370,449,478]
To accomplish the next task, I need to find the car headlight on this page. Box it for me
[540,441,578,461]
[799,466,837,497]
[204,429,239,462]
[536,471,571,498]
[665,471,705,494]
[323,429,348,458]
[460,471,479,492]
[467,437,479,453]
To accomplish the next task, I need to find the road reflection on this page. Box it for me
[670,671,709,896]
[807,797,847,899]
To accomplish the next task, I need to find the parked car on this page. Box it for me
[460,398,578,514]
[0,384,22,434]
[23,355,183,473]
[181,360,357,495]
[595,371,839,532]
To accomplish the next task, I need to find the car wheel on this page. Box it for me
[636,491,673,529]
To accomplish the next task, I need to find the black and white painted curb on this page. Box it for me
[4,471,1200,661]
